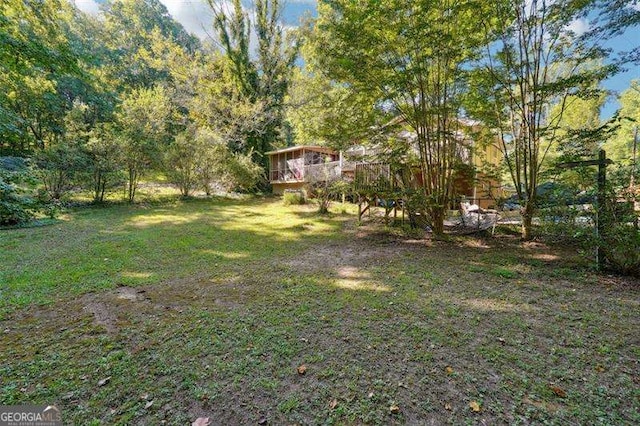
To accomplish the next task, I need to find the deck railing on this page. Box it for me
[270,160,351,183]
[304,161,342,183]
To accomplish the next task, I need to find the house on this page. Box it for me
[267,121,504,208]
[266,145,343,194]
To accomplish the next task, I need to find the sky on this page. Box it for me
[73,0,638,118]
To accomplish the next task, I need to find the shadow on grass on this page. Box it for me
[0,197,348,317]
[1,198,639,425]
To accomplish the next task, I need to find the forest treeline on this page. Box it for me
[1,0,297,212]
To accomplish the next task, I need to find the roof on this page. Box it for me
[265,145,337,155]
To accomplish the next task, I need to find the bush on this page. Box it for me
[310,178,350,214]
[283,190,306,205]
[538,204,594,243]
[35,143,86,200]
[0,157,63,226]
[0,158,37,225]
[0,181,35,225]
[598,194,640,276]
[166,128,264,196]
[600,224,640,277]
[83,127,125,203]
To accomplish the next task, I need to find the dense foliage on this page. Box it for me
[0,0,300,223]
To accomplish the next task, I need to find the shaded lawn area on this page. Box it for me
[0,197,638,425]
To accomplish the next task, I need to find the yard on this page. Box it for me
[0,197,638,425]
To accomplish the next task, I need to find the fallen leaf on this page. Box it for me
[444,403,452,411]
[191,418,210,426]
[469,400,481,412]
[389,404,400,413]
[144,400,153,409]
[98,377,111,387]
[548,384,567,398]
[445,366,454,375]
[329,399,338,410]
[297,364,307,375]
[595,365,605,373]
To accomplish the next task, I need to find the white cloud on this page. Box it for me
[160,0,215,40]
[70,0,308,41]
[73,0,101,15]
[566,18,590,37]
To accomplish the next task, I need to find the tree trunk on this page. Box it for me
[521,204,534,241]
[128,167,137,203]
[93,170,102,203]
[431,207,445,238]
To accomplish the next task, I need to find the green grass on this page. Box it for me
[1,197,638,425]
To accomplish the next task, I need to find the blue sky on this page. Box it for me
[76,0,638,118]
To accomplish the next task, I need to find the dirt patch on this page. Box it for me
[285,228,426,273]
[82,301,118,333]
[80,286,153,333]
[116,286,150,302]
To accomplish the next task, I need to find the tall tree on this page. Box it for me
[0,0,82,153]
[117,85,173,202]
[286,67,383,150]
[469,0,623,240]
[311,0,489,235]
[545,92,607,190]
[206,0,298,163]
[606,81,640,162]
[103,0,201,90]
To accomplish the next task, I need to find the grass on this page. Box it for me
[1,196,638,425]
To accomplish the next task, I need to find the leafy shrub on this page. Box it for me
[166,127,264,196]
[0,157,63,226]
[538,204,594,243]
[83,127,125,203]
[600,224,640,277]
[35,143,87,200]
[0,180,35,225]
[0,158,37,225]
[283,190,306,205]
[598,194,640,276]
[310,178,350,214]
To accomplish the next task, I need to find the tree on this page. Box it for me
[165,127,202,197]
[469,0,622,240]
[311,0,489,235]
[544,91,607,190]
[286,67,383,150]
[605,80,640,200]
[606,81,640,162]
[84,124,125,203]
[34,101,91,199]
[166,126,263,196]
[117,86,173,202]
[206,0,298,164]
[0,0,82,153]
[188,55,272,155]
[102,0,200,90]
